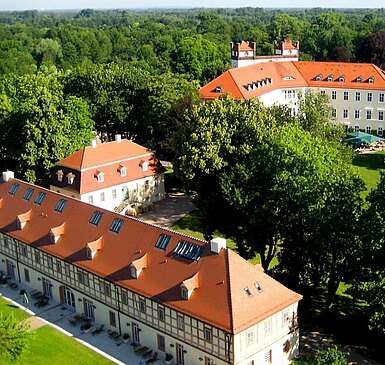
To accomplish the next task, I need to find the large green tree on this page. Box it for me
[0,69,94,183]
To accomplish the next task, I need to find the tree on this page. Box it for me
[0,70,94,183]
[314,346,347,365]
[357,31,385,69]
[0,314,30,361]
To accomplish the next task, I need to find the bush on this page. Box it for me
[315,345,347,365]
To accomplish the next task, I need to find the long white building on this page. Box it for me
[201,43,385,135]
[0,172,301,365]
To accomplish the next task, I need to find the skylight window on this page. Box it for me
[34,192,46,205]
[54,199,67,213]
[9,183,20,196]
[23,188,34,201]
[173,240,204,261]
[110,218,124,233]
[89,211,103,226]
[155,234,171,250]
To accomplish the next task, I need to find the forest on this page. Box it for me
[0,8,384,364]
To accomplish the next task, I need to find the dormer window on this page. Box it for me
[57,170,64,182]
[214,86,223,93]
[141,161,149,172]
[181,286,189,300]
[356,76,363,83]
[130,266,137,279]
[368,76,375,84]
[96,171,104,183]
[67,173,75,185]
[86,237,103,260]
[129,253,148,279]
[315,74,323,81]
[327,74,334,82]
[119,166,127,177]
[339,75,345,82]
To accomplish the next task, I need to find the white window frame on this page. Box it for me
[331,90,337,100]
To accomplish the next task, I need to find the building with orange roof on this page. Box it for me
[0,171,302,365]
[202,43,385,135]
[50,134,165,213]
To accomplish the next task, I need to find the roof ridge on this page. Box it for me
[79,146,87,169]
[225,248,235,333]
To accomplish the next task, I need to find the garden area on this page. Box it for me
[0,297,112,365]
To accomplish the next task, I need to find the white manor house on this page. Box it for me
[201,39,385,136]
[0,171,301,365]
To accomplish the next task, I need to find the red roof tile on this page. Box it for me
[0,178,302,333]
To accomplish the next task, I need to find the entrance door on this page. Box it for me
[176,343,185,365]
[132,322,140,344]
[6,260,15,280]
[64,287,76,311]
[42,278,52,298]
[83,299,95,321]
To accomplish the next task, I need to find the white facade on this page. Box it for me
[232,57,299,69]
[0,232,299,365]
[51,174,165,212]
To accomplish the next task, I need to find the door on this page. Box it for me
[132,322,140,344]
[6,260,15,280]
[64,287,76,311]
[42,278,52,298]
[83,299,95,321]
[176,343,185,365]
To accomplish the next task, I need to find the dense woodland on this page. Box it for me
[0,8,384,364]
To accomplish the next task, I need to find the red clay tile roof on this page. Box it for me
[282,39,298,50]
[0,178,301,334]
[58,140,151,171]
[199,61,385,100]
[239,41,254,51]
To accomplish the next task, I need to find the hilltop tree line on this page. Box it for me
[1,8,385,82]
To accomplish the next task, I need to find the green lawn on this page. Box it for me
[0,296,113,365]
[352,151,385,194]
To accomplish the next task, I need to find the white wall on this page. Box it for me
[232,57,299,69]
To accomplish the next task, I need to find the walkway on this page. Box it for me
[139,192,194,227]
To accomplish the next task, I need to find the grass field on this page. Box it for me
[352,151,385,194]
[0,297,112,365]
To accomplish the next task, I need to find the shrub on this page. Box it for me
[315,345,347,365]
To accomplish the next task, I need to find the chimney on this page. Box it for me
[210,237,227,254]
[115,134,122,143]
[90,139,97,148]
[2,170,14,182]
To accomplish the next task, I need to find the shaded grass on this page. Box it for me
[352,151,385,194]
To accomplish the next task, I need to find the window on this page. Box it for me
[56,261,62,273]
[57,170,64,182]
[102,282,111,297]
[155,234,171,250]
[355,110,360,119]
[121,291,128,305]
[24,268,30,283]
[380,93,384,103]
[139,298,146,313]
[264,318,272,337]
[23,188,34,201]
[96,172,104,183]
[157,334,165,352]
[141,161,149,172]
[282,310,290,328]
[378,127,383,136]
[88,195,93,204]
[144,180,149,191]
[54,199,67,213]
[343,91,349,100]
[331,90,336,100]
[343,109,348,119]
[265,349,272,364]
[119,166,127,177]
[77,270,89,286]
[47,256,53,270]
[65,263,71,277]
[204,327,212,343]
[181,286,189,300]
[89,211,103,226]
[368,92,373,102]
[332,109,337,119]
[205,358,214,365]
[355,125,360,133]
[100,192,105,202]
[327,74,333,82]
[34,192,46,205]
[379,111,384,121]
[34,251,41,264]
[367,110,372,120]
[67,173,75,184]
[320,90,326,95]
[109,311,116,327]
[9,183,20,196]
[157,306,165,322]
[177,315,184,330]
[366,126,372,134]
[356,92,361,101]
[20,246,27,257]
[246,330,254,346]
[112,189,117,199]
[110,218,124,234]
